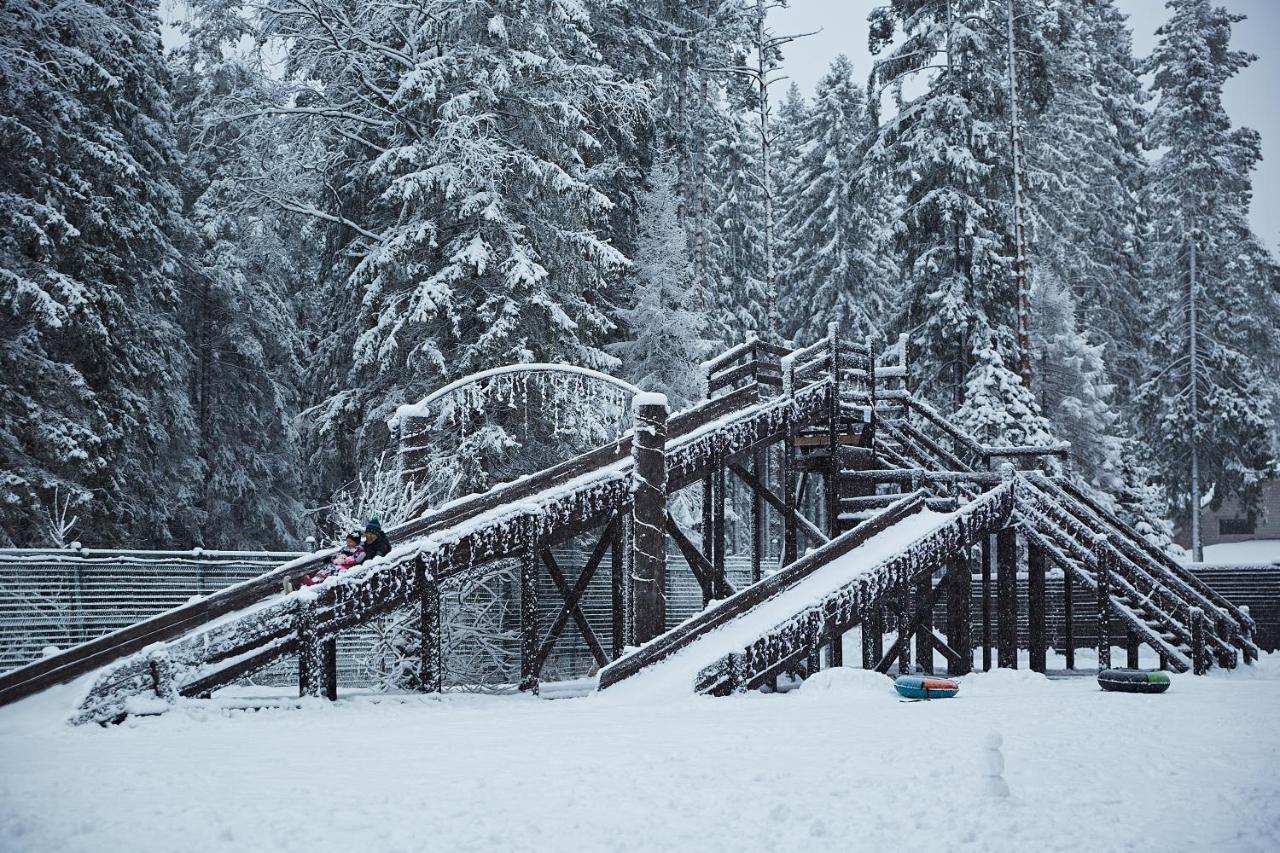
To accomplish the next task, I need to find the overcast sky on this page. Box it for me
[773,0,1280,251]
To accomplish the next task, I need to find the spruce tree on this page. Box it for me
[1135,0,1277,550]
[0,0,198,546]
[611,157,713,407]
[778,55,889,344]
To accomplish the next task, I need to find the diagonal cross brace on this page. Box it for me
[666,517,734,601]
[874,572,952,674]
[535,513,620,671]
[727,462,829,548]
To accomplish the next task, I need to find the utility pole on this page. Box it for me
[1007,0,1033,387]
[1188,228,1203,562]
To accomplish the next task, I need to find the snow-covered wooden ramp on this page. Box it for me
[598,487,1012,696]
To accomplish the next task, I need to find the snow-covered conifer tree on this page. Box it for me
[1135,0,1278,551]
[1030,274,1123,491]
[957,331,1056,450]
[778,55,889,343]
[611,157,713,407]
[0,0,199,546]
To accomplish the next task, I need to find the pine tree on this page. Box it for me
[0,0,198,546]
[866,0,1046,411]
[1030,273,1123,491]
[1135,0,1277,553]
[1025,0,1149,396]
[707,113,768,340]
[956,329,1056,450]
[778,55,889,344]
[611,157,713,407]
[168,20,307,548]
[237,0,650,504]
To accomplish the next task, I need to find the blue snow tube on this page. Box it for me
[894,674,960,699]
[1097,668,1170,694]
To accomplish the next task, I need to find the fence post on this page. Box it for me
[1094,536,1113,670]
[611,522,625,659]
[1063,564,1076,670]
[399,412,432,496]
[632,394,669,645]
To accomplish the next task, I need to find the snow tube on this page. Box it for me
[1097,668,1170,694]
[894,674,960,700]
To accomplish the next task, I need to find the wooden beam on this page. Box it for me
[1028,541,1046,673]
[727,462,828,547]
[1063,560,1075,670]
[296,599,321,698]
[997,527,1018,669]
[784,415,798,565]
[535,514,620,670]
[1095,538,1113,671]
[751,450,765,584]
[632,399,668,644]
[981,535,993,671]
[914,569,935,674]
[666,517,717,601]
[413,556,442,693]
[874,573,950,674]
[520,521,539,693]
[611,521,625,659]
[713,456,727,605]
[945,551,972,676]
[317,637,335,701]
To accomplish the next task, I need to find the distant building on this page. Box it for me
[1176,479,1280,549]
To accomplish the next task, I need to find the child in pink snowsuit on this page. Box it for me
[331,533,365,571]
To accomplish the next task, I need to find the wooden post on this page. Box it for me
[398,413,432,501]
[322,638,338,701]
[783,414,798,566]
[861,605,878,669]
[946,551,972,676]
[611,521,625,659]
[827,601,843,669]
[751,449,765,584]
[520,521,540,694]
[1126,629,1140,669]
[296,599,321,698]
[632,395,669,644]
[713,455,727,600]
[1190,607,1206,675]
[1063,565,1076,670]
[414,557,442,693]
[914,569,934,674]
[897,581,911,674]
[1028,541,1046,673]
[981,535,993,671]
[826,323,841,538]
[1094,536,1112,671]
[996,527,1017,669]
[701,470,714,600]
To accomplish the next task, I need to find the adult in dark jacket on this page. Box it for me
[360,517,392,562]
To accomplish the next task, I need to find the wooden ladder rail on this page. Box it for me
[1013,500,1193,672]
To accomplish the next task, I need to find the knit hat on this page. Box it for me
[364,516,383,535]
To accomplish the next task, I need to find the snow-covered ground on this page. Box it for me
[3,655,1279,853]
[1182,540,1280,565]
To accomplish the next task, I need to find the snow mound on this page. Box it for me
[961,667,1053,696]
[798,667,895,698]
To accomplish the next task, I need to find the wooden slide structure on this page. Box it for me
[0,331,1257,721]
